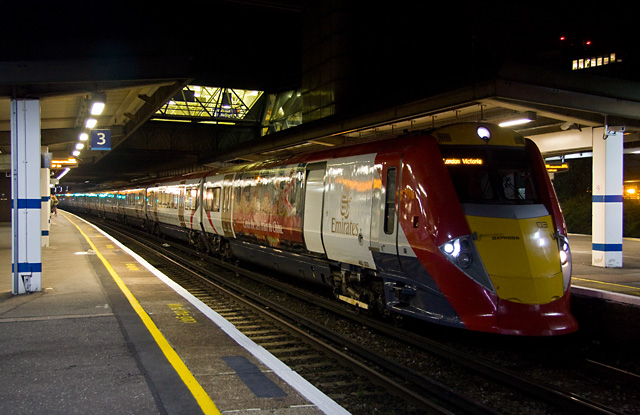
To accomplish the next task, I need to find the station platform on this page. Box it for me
[0,213,348,415]
[568,234,640,305]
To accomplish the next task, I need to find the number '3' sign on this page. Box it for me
[90,130,111,150]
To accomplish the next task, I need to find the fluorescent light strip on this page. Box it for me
[56,168,70,180]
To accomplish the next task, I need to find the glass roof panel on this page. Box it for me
[154,86,263,123]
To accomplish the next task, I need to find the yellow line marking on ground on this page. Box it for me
[573,277,640,292]
[66,214,220,415]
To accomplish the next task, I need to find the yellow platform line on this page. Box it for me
[573,276,640,292]
[66,215,220,415]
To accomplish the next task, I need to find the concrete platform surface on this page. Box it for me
[0,213,347,415]
[569,234,640,304]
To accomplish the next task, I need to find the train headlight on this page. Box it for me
[559,249,568,265]
[557,234,570,266]
[439,235,495,293]
[443,241,457,255]
[555,233,572,291]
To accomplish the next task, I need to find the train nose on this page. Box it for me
[466,213,566,305]
[496,294,579,335]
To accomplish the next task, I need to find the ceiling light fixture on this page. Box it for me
[86,118,97,129]
[56,168,70,180]
[79,132,88,141]
[221,91,232,109]
[499,111,536,127]
[90,92,106,115]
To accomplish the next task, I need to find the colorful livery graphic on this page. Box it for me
[60,123,578,336]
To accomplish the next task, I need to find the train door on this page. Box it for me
[397,158,420,272]
[202,176,223,235]
[372,159,401,272]
[303,163,326,255]
[178,181,186,228]
[220,173,236,238]
[147,188,158,225]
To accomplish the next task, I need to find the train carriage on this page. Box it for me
[145,175,205,243]
[59,122,578,336]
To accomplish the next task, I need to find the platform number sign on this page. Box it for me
[91,129,111,151]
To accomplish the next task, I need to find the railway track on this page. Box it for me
[84,215,637,414]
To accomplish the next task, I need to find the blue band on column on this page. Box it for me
[592,195,623,203]
[11,263,43,273]
[11,199,42,209]
[592,243,622,252]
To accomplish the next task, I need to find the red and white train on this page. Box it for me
[60,123,578,336]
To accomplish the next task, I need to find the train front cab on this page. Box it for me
[431,124,577,335]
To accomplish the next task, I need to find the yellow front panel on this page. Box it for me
[467,215,564,304]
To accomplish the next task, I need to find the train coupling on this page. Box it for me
[387,282,417,307]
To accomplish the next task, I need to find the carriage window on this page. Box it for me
[184,186,198,210]
[147,191,156,207]
[222,186,232,213]
[384,168,397,234]
[205,187,221,212]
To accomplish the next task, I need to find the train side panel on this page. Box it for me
[231,164,305,248]
[322,154,376,269]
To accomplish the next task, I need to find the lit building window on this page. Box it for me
[572,52,619,70]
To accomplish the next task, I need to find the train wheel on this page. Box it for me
[220,241,233,261]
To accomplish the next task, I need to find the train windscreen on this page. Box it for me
[441,146,539,204]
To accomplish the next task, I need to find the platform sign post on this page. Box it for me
[91,129,111,151]
[11,99,42,294]
[592,126,624,268]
